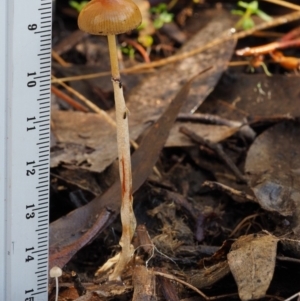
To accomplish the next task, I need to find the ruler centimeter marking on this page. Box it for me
[0,0,52,300]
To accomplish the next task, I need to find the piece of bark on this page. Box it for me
[189,260,230,289]
[132,266,156,301]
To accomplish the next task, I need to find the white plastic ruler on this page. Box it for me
[0,0,52,300]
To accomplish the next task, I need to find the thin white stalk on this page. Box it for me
[106,34,136,280]
[55,277,59,301]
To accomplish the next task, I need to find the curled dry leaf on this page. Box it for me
[227,233,278,301]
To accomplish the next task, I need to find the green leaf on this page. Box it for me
[150,3,167,14]
[237,1,250,9]
[153,19,164,29]
[248,1,258,11]
[256,10,273,21]
[159,11,174,23]
[69,0,88,12]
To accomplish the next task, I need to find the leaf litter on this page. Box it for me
[49,4,300,301]
[50,69,205,269]
[51,13,236,172]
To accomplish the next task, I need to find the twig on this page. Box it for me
[153,270,208,299]
[283,292,300,301]
[51,10,300,83]
[153,270,238,300]
[52,50,72,67]
[177,112,256,140]
[261,0,300,11]
[202,181,256,203]
[51,85,88,112]
[229,213,261,237]
[123,38,151,63]
[177,113,243,126]
[180,126,247,183]
[277,255,300,264]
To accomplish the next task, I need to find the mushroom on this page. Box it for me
[78,0,142,280]
[50,266,62,301]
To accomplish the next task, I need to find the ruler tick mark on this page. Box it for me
[38,223,48,227]
[37,278,47,282]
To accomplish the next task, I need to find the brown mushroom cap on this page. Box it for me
[78,0,142,35]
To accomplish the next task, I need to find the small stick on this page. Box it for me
[153,270,239,300]
[202,181,257,203]
[261,0,300,11]
[177,112,242,126]
[229,213,261,237]
[180,126,246,183]
[52,49,71,67]
[236,38,300,56]
[51,85,88,112]
[122,38,151,63]
[283,292,300,301]
[277,256,300,264]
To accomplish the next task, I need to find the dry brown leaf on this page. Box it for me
[202,74,300,121]
[51,110,117,172]
[166,122,239,147]
[227,233,278,301]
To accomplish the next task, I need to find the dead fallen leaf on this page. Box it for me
[245,120,300,233]
[165,122,240,147]
[126,12,236,129]
[227,233,278,301]
[51,110,118,172]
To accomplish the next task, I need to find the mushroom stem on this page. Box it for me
[54,276,59,301]
[107,34,136,280]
